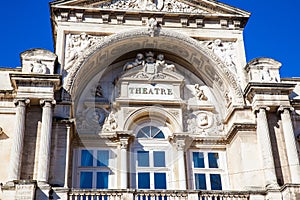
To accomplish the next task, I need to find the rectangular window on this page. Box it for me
[154,173,167,189]
[191,151,225,190]
[195,173,206,190]
[81,150,93,166]
[97,150,109,167]
[138,172,150,189]
[193,152,205,168]
[153,151,165,167]
[77,148,112,189]
[80,172,93,189]
[137,151,150,167]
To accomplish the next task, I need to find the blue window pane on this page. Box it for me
[210,174,222,190]
[97,150,109,167]
[208,153,219,168]
[141,126,151,137]
[81,150,93,166]
[138,173,150,189]
[154,151,165,167]
[154,131,165,139]
[137,151,149,167]
[193,152,205,168]
[80,172,93,189]
[195,173,206,190]
[150,126,160,137]
[96,172,109,189]
[154,173,166,189]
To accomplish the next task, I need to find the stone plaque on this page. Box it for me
[128,83,175,100]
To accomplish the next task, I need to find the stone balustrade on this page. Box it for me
[68,189,254,200]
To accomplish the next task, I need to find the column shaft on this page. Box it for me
[8,99,29,181]
[256,108,278,188]
[37,101,54,183]
[280,108,300,183]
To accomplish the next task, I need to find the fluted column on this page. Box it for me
[278,106,300,183]
[7,99,30,182]
[37,99,55,183]
[255,107,279,188]
[175,136,187,190]
[119,136,129,189]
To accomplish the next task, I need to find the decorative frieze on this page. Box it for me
[64,33,105,72]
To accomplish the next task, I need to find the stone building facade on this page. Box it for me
[0,0,300,199]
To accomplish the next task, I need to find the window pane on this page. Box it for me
[150,126,160,137]
[195,173,206,190]
[138,173,150,189]
[137,151,149,167]
[80,172,93,188]
[193,152,205,168]
[208,153,219,168]
[154,151,165,167]
[96,172,109,189]
[81,150,93,166]
[153,131,165,139]
[97,150,109,167]
[141,126,151,137]
[210,174,222,190]
[154,173,166,189]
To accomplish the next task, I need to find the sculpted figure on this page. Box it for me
[123,53,145,71]
[261,68,275,82]
[194,84,208,101]
[30,60,47,74]
[65,33,91,71]
[147,17,158,37]
[103,111,118,131]
[156,54,175,71]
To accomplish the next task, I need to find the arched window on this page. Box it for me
[131,125,171,190]
[136,126,165,139]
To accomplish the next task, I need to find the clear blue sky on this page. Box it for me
[0,0,299,78]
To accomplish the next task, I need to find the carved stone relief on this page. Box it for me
[30,60,47,74]
[206,39,237,74]
[76,107,108,131]
[124,51,176,80]
[194,84,208,101]
[186,110,224,136]
[97,0,209,13]
[64,33,105,72]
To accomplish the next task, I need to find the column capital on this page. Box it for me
[40,99,56,107]
[277,105,294,114]
[253,106,270,114]
[13,98,30,107]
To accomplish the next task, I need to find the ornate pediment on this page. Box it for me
[51,0,250,16]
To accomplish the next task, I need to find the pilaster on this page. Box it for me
[118,133,131,189]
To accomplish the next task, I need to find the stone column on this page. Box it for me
[278,106,300,183]
[37,99,55,184]
[119,136,130,189]
[7,99,30,183]
[255,107,279,189]
[175,136,188,190]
